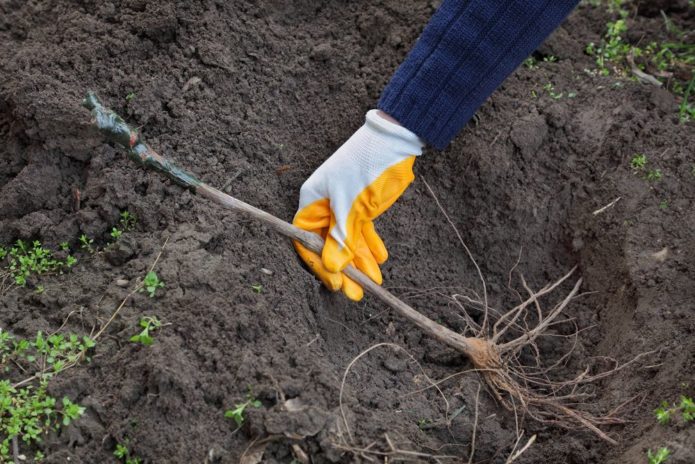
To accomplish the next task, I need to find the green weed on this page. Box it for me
[79,234,94,253]
[417,418,432,430]
[120,211,137,231]
[585,1,694,112]
[646,169,662,182]
[114,440,141,464]
[251,284,263,293]
[125,92,136,102]
[0,329,90,464]
[523,57,538,69]
[647,447,671,464]
[679,74,695,123]
[631,153,647,170]
[655,395,695,424]
[110,228,123,240]
[140,271,164,298]
[129,316,163,346]
[224,392,262,427]
[1,240,77,287]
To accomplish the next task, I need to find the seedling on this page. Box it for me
[523,57,538,69]
[679,74,695,123]
[542,82,564,100]
[1,239,77,287]
[417,418,432,430]
[61,397,85,425]
[224,393,262,427]
[79,234,94,253]
[125,92,136,102]
[59,242,69,251]
[646,169,662,182]
[110,227,123,240]
[251,283,262,293]
[655,395,695,424]
[0,379,85,462]
[114,440,141,464]
[120,211,137,230]
[140,271,164,297]
[129,316,162,346]
[647,447,671,464]
[659,200,668,210]
[631,153,647,170]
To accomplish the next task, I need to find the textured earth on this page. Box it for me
[1,0,694,462]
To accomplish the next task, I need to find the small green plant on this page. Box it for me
[61,397,85,425]
[251,284,262,293]
[114,440,141,464]
[417,418,432,430]
[129,316,162,346]
[1,239,76,287]
[631,153,647,170]
[654,396,695,424]
[120,211,137,230]
[110,227,123,240]
[0,328,94,462]
[59,242,69,251]
[0,379,85,462]
[125,92,136,102]
[543,55,558,63]
[646,169,662,182]
[655,401,672,425]
[523,56,538,69]
[224,392,262,427]
[659,200,669,210]
[679,74,695,123]
[140,271,164,298]
[79,234,94,253]
[647,447,671,464]
[542,82,565,99]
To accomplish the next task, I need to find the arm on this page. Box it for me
[379,0,580,149]
[293,0,580,300]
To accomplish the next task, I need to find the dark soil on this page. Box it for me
[1,1,694,462]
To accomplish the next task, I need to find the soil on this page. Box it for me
[1,1,694,463]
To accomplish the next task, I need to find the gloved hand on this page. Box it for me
[293,110,424,301]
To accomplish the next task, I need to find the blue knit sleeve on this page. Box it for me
[378,0,580,150]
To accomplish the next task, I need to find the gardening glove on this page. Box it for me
[293,110,424,301]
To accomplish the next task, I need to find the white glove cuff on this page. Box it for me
[365,110,425,156]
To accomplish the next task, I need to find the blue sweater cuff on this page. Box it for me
[378,0,580,150]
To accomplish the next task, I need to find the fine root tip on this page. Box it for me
[82,91,99,110]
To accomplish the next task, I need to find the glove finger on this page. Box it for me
[293,239,342,292]
[352,237,383,285]
[362,221,388,265]
[362,156,416,220]
[323,213,355,273]
[341,272,364,301]
[294,198,332,232]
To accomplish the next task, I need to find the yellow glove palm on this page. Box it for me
[293,110,423,301]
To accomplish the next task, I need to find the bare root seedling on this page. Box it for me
[84,94,649,450]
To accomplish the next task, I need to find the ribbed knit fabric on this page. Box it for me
[378,0,580,150]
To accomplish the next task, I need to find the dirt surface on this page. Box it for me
[1,0,694,462]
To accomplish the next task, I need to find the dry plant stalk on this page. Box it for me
[83,92,630,444]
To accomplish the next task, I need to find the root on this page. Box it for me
[420,180,643,445]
